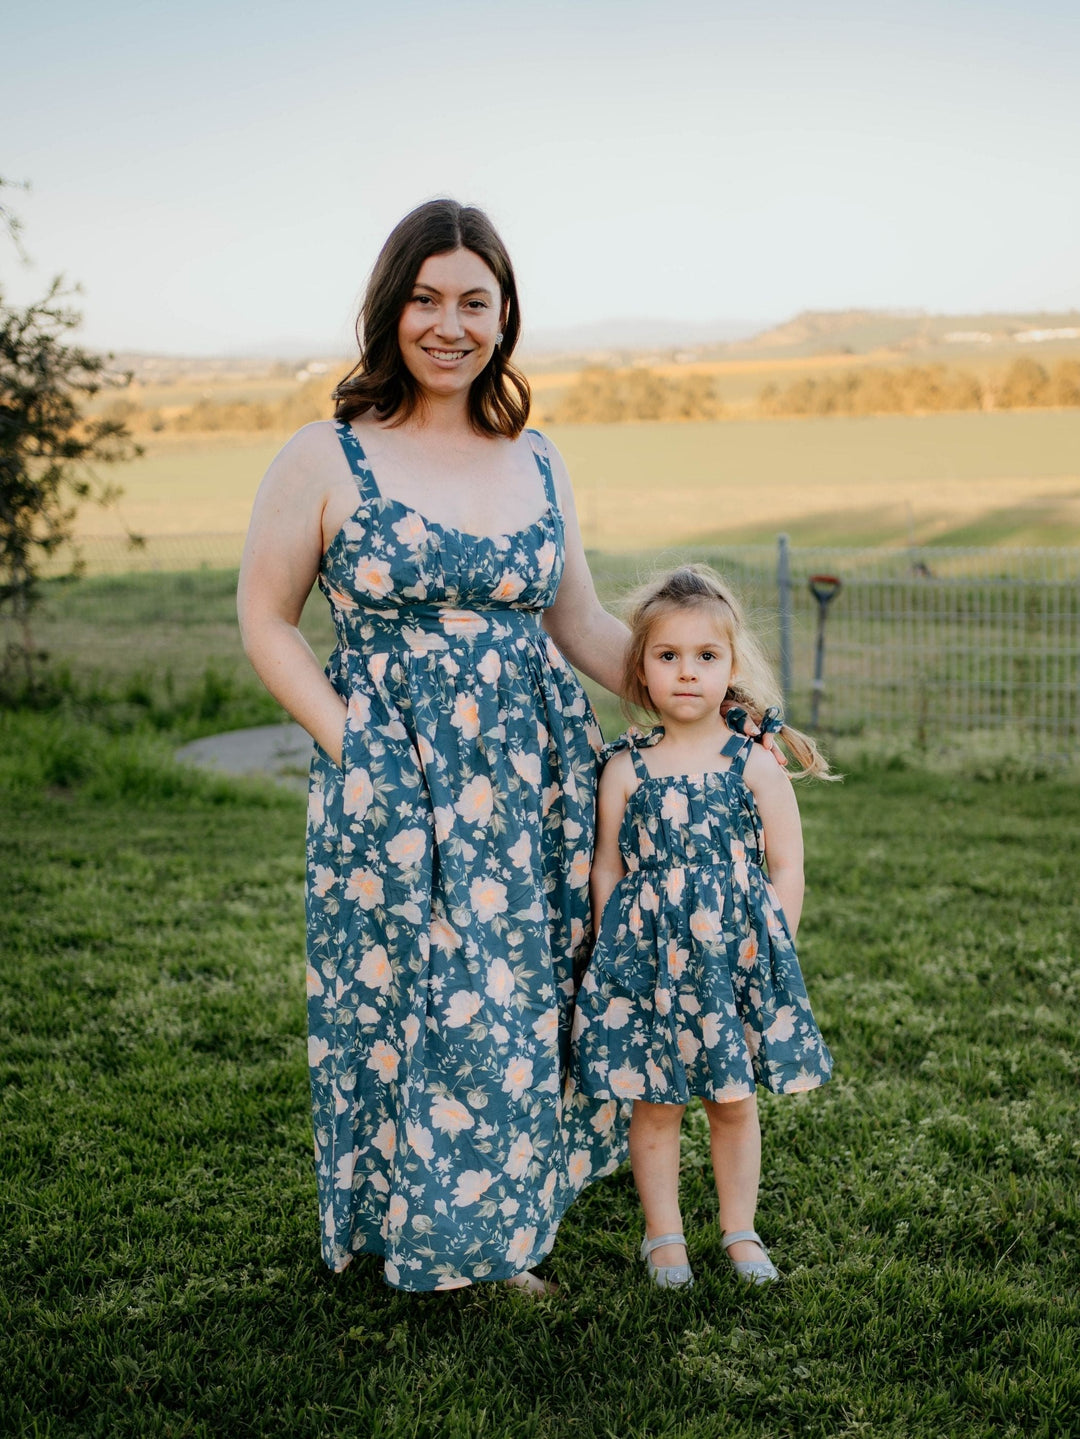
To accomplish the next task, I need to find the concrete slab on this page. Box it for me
[175,722,312,791]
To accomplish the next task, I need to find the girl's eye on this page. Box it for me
[659,650,677,661]
[701,651,716,661]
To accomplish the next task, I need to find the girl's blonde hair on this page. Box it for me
[621,564,834,780]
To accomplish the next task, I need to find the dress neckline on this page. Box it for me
[324,422,556,556]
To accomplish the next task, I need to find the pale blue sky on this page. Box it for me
[4,0,1079,353]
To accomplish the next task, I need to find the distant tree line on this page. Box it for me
[101,376,334,435]
[546,366,723,423]
[758,358,1080,418]
[97,355,1080,435]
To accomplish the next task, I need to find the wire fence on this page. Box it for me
[590,543,1080,758]
[46,533,1080,757]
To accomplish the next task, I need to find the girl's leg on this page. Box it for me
[702,1094,768,1263]
[629,1100,688,1267]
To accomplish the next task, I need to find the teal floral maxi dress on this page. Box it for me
[305,422,629,1290]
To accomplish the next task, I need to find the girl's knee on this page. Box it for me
[631,1100,686,1131]
[703,1094,758,1128]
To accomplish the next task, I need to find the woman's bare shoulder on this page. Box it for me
[260,420,344,494]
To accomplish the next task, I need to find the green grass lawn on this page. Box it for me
[2,706,1078,1437]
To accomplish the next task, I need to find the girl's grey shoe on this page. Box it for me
[640,1232,694,1289]
[721,1229,780,1285]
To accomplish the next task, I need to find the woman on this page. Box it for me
[238,200,635,1292]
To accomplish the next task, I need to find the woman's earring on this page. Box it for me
[495,331,504,346]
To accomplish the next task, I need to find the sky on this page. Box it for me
[3,0,1079,355]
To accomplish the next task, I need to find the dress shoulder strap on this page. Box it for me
[601,728,660,783]
[720,704,785,777]
[334,420,379,501]
[525,429,561,514]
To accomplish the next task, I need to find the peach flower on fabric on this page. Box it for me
[666,941,688,980]
[661,788,689,827]
[507,831,533,872]
[366,1040,400,1083]
[505,1226,538,1269]
[367,653,388,685]
[608,1066,647,1100]
[504,1133,534,1180]
[357,945,393,994]
[346,691,372,731]
[402,1013,420,1050]
[784,1072,822,1094]
[455,776,494,827]
[653,985,672,1017]
[701,1012,723,1049]
[590,1099,617,1136]
[440,609,488,638]
[387,1194,408,1231]
[484,955,516,1006]
[569,850,591,891]
[308,1034,330,1068]
[444,990,483,1029]
[430,1095,474,1134]
[645,1059,669,1094]
[477,648,502,684]
[502,1056,534,1101]
[451,692,481,739]
[567,1150,592,1187]
[532,1007,558,1045]
[664,867,686,907]
[392,511,430,551]
[343,767,374,820]
[603,996,634,1030]
[334,1149,357,1190]
[492,571,526,602]
[730,837,750,890]
[765,1005,797,1043]
[354,556,393,598]
[372,1119,396,1161]
[640,880,659,914]
[432,805,456,844]
[306,963,325,997]
[677,1029,702,1065]
[511,750,542,787]
[471,876,509,922]
[429,914,461,955]
[344,868,384,909]
[636,823,656,861]
[406,1121,435,1162]
[453,1169,494,1206]
[689,907,722,944]
[535,539,557,578]
[737,934,759,970]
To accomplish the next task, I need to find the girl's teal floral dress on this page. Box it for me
[305,422,628,1290]
[572,727,833,1104]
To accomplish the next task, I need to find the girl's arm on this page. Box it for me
[539,441,630,695]
[743,745,805,936]
[236,425,349,765]
[590,753,632,933]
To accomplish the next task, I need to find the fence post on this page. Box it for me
[777,533,793,709]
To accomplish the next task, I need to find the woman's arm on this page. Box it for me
[744,745,805,936]
[237,424,348,765]
[539,440,630,694]
[590,754,632,932]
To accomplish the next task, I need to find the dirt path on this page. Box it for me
[175,723,311,791]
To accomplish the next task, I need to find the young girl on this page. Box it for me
[572,565,834,1289]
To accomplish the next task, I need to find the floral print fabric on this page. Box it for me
[305,422,628,1290]
[572,729,833,1104]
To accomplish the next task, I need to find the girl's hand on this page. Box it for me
[721,701,788,767]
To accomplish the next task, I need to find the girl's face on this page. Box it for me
[397,248,506,401]
[640,604,735,726]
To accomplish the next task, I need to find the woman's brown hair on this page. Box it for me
[621,565,836,780]
[333,199,531,438]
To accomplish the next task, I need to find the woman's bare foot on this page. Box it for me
[503,1270,558,1296]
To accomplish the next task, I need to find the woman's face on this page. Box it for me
[397,248,506,401]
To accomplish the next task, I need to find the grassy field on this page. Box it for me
[3,701,1078,1436]
[66,409,1080,561]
